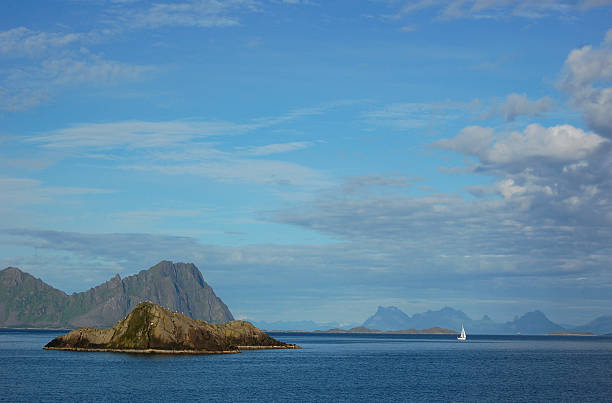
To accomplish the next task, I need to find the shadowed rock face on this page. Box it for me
[0,261,234,328]
[44,302,299,353]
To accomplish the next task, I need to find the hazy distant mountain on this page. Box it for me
[363,306,470,332]
[571,315,612,334]
[363,306,412,331]
[0,261,233,328]
[361,306,572,334]
[408,307,471,330]
[504,311,564,334]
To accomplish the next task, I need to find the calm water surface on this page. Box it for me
[1,330,611,402]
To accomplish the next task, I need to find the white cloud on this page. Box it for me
[560,45,612,91]
[435,126,494,157]
[559,34,612,138]
[436,124,606,164]
[487,124,605,163]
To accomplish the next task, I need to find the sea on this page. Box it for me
[1,330,611,402]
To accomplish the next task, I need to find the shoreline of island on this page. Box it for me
[545,331,596,336]
[43,344,300,354]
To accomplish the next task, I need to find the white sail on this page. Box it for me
[457,324,467,341]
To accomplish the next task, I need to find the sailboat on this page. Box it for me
[457,324,467,341]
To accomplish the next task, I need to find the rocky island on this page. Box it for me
[44,302,300,354]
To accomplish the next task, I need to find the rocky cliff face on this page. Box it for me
[0,261,234,328]
[44,302,298,353]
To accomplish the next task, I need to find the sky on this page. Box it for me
[1,0,612,326]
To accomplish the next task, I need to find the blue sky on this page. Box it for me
[1,0,612,325]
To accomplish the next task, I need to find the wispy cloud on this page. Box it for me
[0,176,114,208]
[363,100,481,130]
[30,120,248,149]
[0,27,81,58]
[240,141,314,156]
[392,0,611,20]
[0,0,269,112]
[29,101,347,150]
[22,102,350,187]
[0,27,154,112]
[122,158,329,186]
[110,208,209,225]
[364,92,557,130]
[399,25,417,32]
[485,93,555,122]
[106,0,259,31]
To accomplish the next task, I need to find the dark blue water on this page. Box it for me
[1,330,611,402]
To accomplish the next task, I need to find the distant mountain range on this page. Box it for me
[3,262,611,335]
[362,306,612,335]
[0,261,233,328]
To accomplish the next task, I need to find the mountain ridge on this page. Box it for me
[0,261,233,329]
[361,306,612,335]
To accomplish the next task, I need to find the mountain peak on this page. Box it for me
[364,306,412,331]
[1,267,27,281]
[506,310,563,334]
[377,306,402,313]
[2,266,23,273]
